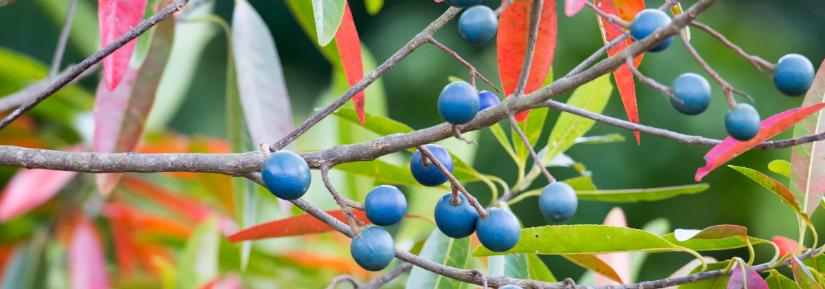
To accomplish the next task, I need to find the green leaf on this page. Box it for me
[678,261,732,289]
[365,0,383,15]
[577,184,710,202]
[728,166,811,225]
[335,160,428,188]
[767,270,802,289]
[312,0,346,46]
[490,123,519,163]
[662,233,767,251]
[474,225,697,257]
[333,107,413,135]
[526,254,557,282]
[406,229,472,289]
[489,254,557,282]
[286,0,339,61]
[804,255,825,273]
[574,133,627,145]
[791,256,823,289]
[175,218,219,289]
[768,160,792,178]
[565,175,597,191]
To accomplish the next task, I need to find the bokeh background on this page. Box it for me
[1,0,824,285]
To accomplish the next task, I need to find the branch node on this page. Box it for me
[452,125,474,144]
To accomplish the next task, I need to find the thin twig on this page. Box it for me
[427,37,500,92]
[49,0,78,78]
[416,145,488,218]
[679,33,747,108]
[325,275,360,289]
[508,114,554,183]
[690,21,775,74]
[625,56,674,96]
[321,166,362,234]
[513,0,543,98]
[361,263,413,289]
[0,0,189,129]
[585,1,630,29]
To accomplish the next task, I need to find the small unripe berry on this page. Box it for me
[410,144,454,186]
[774,54,815,96]
[671,73,711,115]
[365,185,407,226]
[261,151,311,200]
[630,9,673,52]
[444,0,483,7]
[476,208,521,252]
[539,182,578,222]
[725,103,761,141]
[438,81,480,124]
[458,5,498,44]
[478,90,501,111]
[350,226,395,271]
[434,193,478,238]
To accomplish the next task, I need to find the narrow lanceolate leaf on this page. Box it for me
[70,216,109,289]
[498,0,557,121]
[576,183,710,202]
[728,262,770,289]
[769,160,792,178]
[593,207,629,285]
[93,15,175,194]
[673,225,748,242]
[233,0,293,145]
[333,107,413,135]
[98,0,147,90]
[791,256,823,289]
[227,210,368,242]
[334,2,366,123]
[791,60,825,216]
[489,254,557,282]
[767,270,802,289]
[0,147,79,221]
[474,225,694,257]
[176,218,220,289]
[696,103,825,181]
[595,0,644,143]
[729,166,803,214]
[565,0,587,16]
[406,229,471,289]
[663,234,767,252]
[312,0,346,46]
[566,254,624,284]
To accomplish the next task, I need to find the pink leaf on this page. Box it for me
[772,236,801,257]
[70,216,110,289]
[791,60,825,216]
[696,103,825,181]
[565,0,587,16]
[335,2,365,123]
[0,146,80,221]
[595,207,629,285]
[98,0,148,90]
[498,0,557,121]
[727,262,769,289]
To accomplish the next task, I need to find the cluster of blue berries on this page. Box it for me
[629,9,816,141]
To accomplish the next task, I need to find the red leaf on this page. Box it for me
[69,216,110,289]
[335,2,365,123]
[0,146,80,221]
[565,0,586,16]
[227,210,369,242]
[696,103,825,181]
[773,236,801,257]
[727,262,769,289]
[105,205,138,277]
[594,0,644,144]
[497,0,557,121]
[98,0,148,90]
[121,177,211,220]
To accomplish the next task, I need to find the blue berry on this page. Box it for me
[350,226,395,271]
[725,104,761,141]
[438,81,480,124]
[539,182,578,222]
[629,9,673,52]
[434,193,478,238]
[365,185,407,226]
[671,73,711,115]
[478,90,501,111]
[476,208,521,252]
[774,54,815,96]
[410,144,454,186]
[261,150,311,200]
[458,6,498,44]
[444,0,483,7]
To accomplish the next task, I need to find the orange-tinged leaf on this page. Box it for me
[98,0,147,90]
[498,0,557,121]
[0,146,80,221]
[227,210,368,242]
[282,249,371,278]
[773,236,801,257]
[566,254,624,284]
[594,207,628,284]
[335,2,365,123]
[69,215,110,289]
[121,177,212,220]
[594,0,644,144]
[105,205,138,277]
[674,225,748,241]
[728,165,802,213]
[696,103,825,181]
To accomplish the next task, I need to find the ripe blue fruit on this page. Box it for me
[410,144,454,186]
[444,0,483,7]
[365,185,407,226]
[458,6,498,44]
[476,208,521,252]
[539,182,578,222]
[478,90,501,111]
[350,226,395,271]
[438,81,480,124]
[434,193,478,238]
[629,9,673,52]
[671,73,711,115]
[725,104,761,141]
[261,150,311,200]
[774,54,815,96]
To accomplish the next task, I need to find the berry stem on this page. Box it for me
[585,1,631,29]
[416,145,488,218]
[427,36,500,92]
[679,33,749,109]
[689,21,776,75]
[321,166,363,234]
[624,56,675,99]
[508,114,555,184]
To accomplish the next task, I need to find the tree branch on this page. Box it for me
[427,36,500,92]
[321,166,363,234]
[0,0,190,129]
[49,0,77,78]
[689,21,775,74]
[625,56,674,96]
